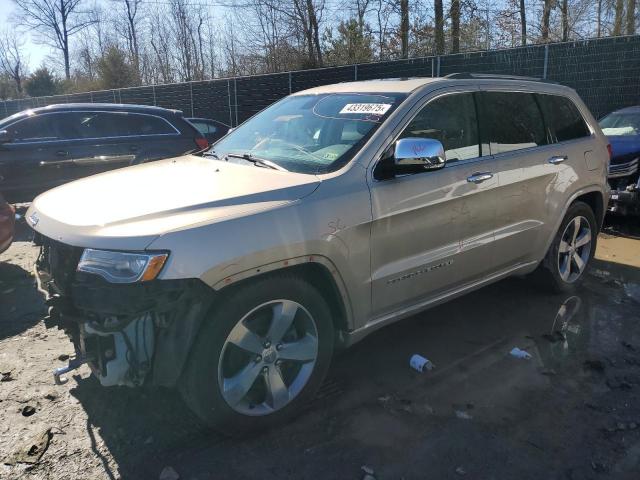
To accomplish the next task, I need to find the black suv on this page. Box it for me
[0,103,208,203]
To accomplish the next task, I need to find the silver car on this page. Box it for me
[28,74,609,433]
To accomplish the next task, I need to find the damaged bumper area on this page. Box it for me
[34,234,214,387]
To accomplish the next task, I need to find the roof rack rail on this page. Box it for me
[444,72,556,83]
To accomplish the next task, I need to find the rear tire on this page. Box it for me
[536,201,597,293]
[180,274,334,435]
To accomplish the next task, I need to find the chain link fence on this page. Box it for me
[2,35,639,125]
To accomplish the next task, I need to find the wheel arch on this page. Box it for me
[542,185,606,258]
[210,256,355,337]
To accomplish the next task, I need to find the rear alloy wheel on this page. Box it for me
[557,216,592,283]
[180,275,333,434]
[538,201,597,293]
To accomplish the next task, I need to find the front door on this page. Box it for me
[0,113,73,203]
[368,91,503,317]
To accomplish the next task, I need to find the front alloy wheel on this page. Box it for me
[180,274,334,434]
[219,300,319,415]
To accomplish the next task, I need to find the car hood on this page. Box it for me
[27,155,320,250]
[607,135,640,164]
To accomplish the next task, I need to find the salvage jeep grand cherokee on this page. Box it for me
[28,74,609,433]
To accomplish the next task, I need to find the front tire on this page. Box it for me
[180,274,334,434]
[538,201,597,293]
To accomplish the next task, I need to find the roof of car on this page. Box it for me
[294,77,441,95]
[11,103,182,117]
[294,74,563,95]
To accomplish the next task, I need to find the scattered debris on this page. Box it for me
[159,466,180,480]
[44,390,59,401]
[378,394,434,416]
[58,354,70,361]
[509,347,532,360]
[5,428,53,465]
[22,405,36,417]
[410,354,434,372]
[361,465,376,480]
[1,371,14,382]
[455,466,467,476]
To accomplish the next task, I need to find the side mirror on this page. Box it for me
[394,138,446,171]
[0,130,12,144]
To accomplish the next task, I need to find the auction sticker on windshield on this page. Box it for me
[339,103,392,114]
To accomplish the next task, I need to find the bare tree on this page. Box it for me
[613,0,625,34]
[0,30,28,95]
[541,0,553,41]
[451,0,461,53]
[12,0,96,79]
[400,0,409,57]
[562,0,569,40]
[111,0,143,78]
[434,0,444,54]
[627,0,637,34]
[520,0,527,44]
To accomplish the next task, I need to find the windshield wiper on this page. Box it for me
[225,153,288,171]
[201,150,220,159]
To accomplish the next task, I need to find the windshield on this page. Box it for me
[209,92,407,174]
[599,112,640,136]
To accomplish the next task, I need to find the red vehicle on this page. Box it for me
[0,192,15,254]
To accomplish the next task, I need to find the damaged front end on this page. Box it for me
[34,233,214,388]
[608,155,640,216]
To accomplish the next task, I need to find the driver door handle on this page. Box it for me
[467,172,494,184]
[56,150,68,156]
[548,155,568,165]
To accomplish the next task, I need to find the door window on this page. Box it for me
[537,94,591,142]
[399,92,480,162]
[7,115,61,142]
[56,112,177,140]
[478,92,547,155]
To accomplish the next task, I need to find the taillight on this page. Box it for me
[195,137,209,150]
[606,144,612,160]
[0,202,14,221]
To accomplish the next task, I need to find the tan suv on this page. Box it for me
[28,74,609,433]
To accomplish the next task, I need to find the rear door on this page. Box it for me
[368,90,504,317]
[118,112,186,163]
[478,90,591,269]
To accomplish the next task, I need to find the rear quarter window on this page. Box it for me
[108,113,178,136]
[537,94,591,142]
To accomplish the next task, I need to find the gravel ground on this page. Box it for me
[1,215,640,480]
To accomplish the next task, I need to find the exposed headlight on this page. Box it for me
[77,249,168,283]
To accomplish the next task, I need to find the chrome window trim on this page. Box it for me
[3,110,181,144]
